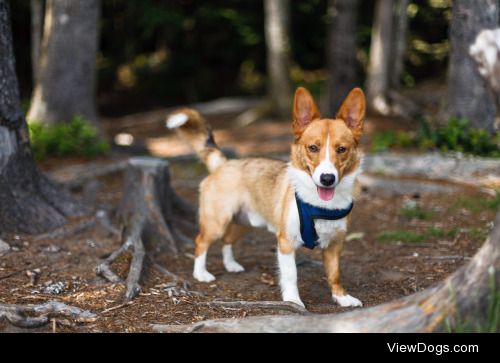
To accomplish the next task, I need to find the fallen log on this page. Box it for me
[96,157,194,301]
[152,210,500,332]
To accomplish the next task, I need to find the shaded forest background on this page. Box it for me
[10,0,451,116]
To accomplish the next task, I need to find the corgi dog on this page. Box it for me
[166,87,365,308]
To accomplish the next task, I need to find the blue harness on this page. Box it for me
[295,193,354,249]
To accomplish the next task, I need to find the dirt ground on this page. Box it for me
[0,112,498,332]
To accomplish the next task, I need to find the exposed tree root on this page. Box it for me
[205,300,310,315]
[0,301,96,329]
[33,216,97,242]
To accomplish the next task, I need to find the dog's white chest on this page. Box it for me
[286,200,346,249]
[314,219,347,248]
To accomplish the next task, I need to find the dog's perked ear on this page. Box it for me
[336,88,365,141]
[292,87,321,139]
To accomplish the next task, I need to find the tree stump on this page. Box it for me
[96,157,194,301]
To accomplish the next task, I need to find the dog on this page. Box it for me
[166,87,365,308]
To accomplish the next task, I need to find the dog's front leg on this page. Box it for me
[277,235,304,308]
[322,231,362,307]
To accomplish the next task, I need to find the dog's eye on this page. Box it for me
[336,146,347,154]
[308,145,319,153]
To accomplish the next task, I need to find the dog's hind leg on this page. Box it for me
[193,228,221,282]
[221,224,249,273]
[193,203,233,282]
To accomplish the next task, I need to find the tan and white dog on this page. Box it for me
[166,87,365,308]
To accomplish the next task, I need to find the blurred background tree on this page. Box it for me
[447,0,498,132]
[327,0,359,114]
[264,0,292,118]
[28,0,101,126]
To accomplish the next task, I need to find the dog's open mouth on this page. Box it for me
[317,186,335,201]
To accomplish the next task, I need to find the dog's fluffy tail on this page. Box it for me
[166,108,227,173]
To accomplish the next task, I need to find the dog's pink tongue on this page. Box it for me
[317,187,335,201]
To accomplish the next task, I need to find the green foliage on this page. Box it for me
[378,230,425,243]
[372,118,500,157]
[417,117,500,157]
[378,226,457,243]
[29,116,110,161]
[427,226,458,239]
[372,130,416,152]
[453,191,500,213]
[401,205,435,220]
[446,268,500,333]
[466,227,488,242]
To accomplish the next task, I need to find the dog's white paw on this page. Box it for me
[224,261,245,273]
[283,294,305,308]
[193,270,216,283]
[332,294,363,307]
[285,299,305,308]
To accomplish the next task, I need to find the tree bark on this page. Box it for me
[27,0,100,125]
[447,0,498,132]
[264,0,292,118]
[0,0,86,235]
[390,0,409,90]
[327,0,359,114]
[366,0,394,115]
[30,0,44,85]
[154,210,500,333]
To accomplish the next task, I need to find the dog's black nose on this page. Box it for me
[320,173,335,186]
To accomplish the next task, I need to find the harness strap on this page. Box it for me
[295,193,354,249]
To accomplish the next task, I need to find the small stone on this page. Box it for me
[402,199,419,209]
[0,239,11,254]
[86,239,97,248]
[43,245,61,253]
[346,232,364,241]
[43,281,67,295]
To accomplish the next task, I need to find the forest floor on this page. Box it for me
[0,109,498,332]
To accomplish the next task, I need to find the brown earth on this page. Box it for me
[0,112,497,332]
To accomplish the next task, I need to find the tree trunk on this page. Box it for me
[27,0,100,125]
[327,0,359,114]
[30,0,44,85]
[390,0,409,90]
[0,0,86,235]
[366,0,394,115]
[154,210,500,333]
[264,0,292,118]
[447,0,498,132]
